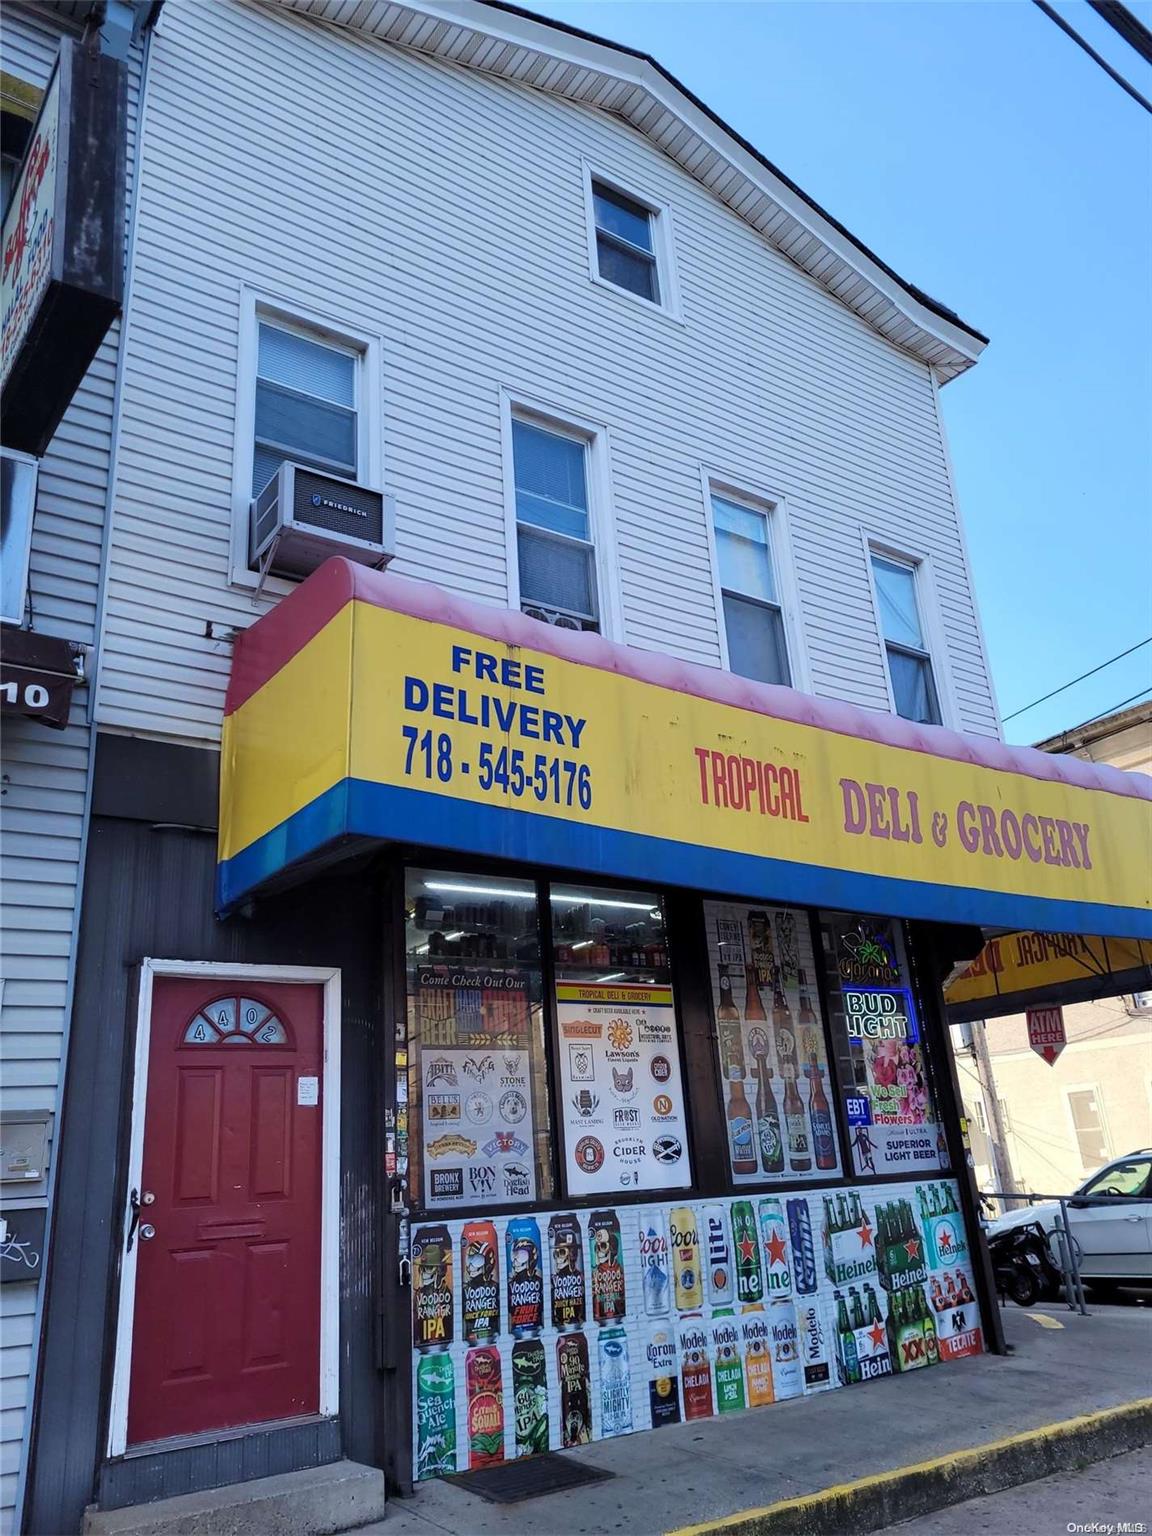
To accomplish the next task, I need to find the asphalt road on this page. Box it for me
[891,1445,1152,1534]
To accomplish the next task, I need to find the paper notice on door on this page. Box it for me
[297,1076,319,1106]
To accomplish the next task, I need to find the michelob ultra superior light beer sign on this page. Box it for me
[218,560,1151,934]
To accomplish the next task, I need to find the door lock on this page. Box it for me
[139,1223,156,1241]
[142,1190,155,1206]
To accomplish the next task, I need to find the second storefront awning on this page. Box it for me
[217,559,1152,936]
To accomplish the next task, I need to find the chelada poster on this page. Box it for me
[417,964,538,1208]
[556,982,691,1196]
[829,918,947,1178]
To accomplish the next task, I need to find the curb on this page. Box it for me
[666,1397,1152,1536]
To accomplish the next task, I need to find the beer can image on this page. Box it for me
[786,1198,819,1294]
[797,1297,834,1393]
[416,1350,457,1478]
[589,1210,626,1323]
[758,1198,793,1298]
[739,1304,775,1407]
[548,1213,586,1331]
[710,1309,745,1415]
[511,1337,549,1457]
[505,1216,544,1336]
[766,1294,802,1401]
[677,1313,713,1420]
[731,1199,764,1305]
[556,1331,593,1447]
[701,1203,735,1307]
[598,1325,633,1438]
[465,1345,505,1468]
[412,1224,454,1351]
[638,1207,672,1319]
[461,1219,500,1344]
[645,1320,681,1428]
[669,1205,703,1311]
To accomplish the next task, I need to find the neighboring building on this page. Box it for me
[951,703,1152,1196]
[7,3,1149,1534]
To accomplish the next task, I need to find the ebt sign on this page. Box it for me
[844,990,911,1042]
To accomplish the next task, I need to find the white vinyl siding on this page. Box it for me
[96,0,999,744]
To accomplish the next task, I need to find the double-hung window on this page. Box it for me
[513,417,599,631]
[252,321,358,496]
[713,492,791,687]
[591,180,660,304]
[871,554,941,725]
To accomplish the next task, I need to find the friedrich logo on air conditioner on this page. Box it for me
[310,491,368,518]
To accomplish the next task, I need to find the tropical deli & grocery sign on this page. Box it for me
[218,560,1152,937]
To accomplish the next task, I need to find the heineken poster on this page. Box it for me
[822,915,948,1178]
[411,1176,982,1479]
[555,982,691,1197]
[703,901,841,1185]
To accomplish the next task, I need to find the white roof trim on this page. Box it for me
[278,0,987,380]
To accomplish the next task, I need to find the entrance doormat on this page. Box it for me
[447,1453,615,1504]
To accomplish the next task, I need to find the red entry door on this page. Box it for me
[127,977,325,1446]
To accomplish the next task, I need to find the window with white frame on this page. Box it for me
[712,491,791,687]
[252,320,359,496]
[512,416,599,631]
[591,179,661,305]
[871,553,941,725]
[1067,1087,1110,1170]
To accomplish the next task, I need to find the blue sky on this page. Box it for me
[516,0,1152,746]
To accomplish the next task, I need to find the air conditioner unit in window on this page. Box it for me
[249,463,396,581]
[521,604,598,633]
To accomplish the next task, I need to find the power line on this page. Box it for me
[1086,0,1152,65]
[1066,685,1152,730]
[1031,0,1152,112]
[1001,635,1152,722]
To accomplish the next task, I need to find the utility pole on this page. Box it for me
[969,1019,1020,1203]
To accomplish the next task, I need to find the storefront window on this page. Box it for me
[406,869,554,1210]
[818,911,949,1178]
[551,885,692,1196]
[703,900,841,1184]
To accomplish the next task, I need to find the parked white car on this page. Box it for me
[986,1150,1152,1296]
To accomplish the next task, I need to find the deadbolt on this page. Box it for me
[141,1191,155,1206]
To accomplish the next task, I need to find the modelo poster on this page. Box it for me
[417,964,538,1208]
[828,916,947,1178]
[556,982,691,1196]
[703,901,841,1185]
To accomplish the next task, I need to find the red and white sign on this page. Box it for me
[1026,1005,1066,1065]
[1,67,61,389]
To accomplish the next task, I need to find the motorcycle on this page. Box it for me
[986,1220,1062,1307]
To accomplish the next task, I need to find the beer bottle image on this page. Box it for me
[920,1289,940,1367]
[771,975,797,1076]
[548,1213,586,1331]
[461,1220,500,1345]
[466,1346,505,1468]
[747,910,777,986]
[598,1326,633,1438]
[412,1225,454,1351]
[835,1292,860,1386]
[727,1072,757,1176]
[765,1294,802,1400]
[807,1059,838,1171]
[716,965,745,1078]
[416,1351,457,1478]
[678,1314,714,1420]
[758,1198,792,1296]
[732,1200,764,1304]
[506,1218,544,1337]
[711,1309,746,1414]
[750,1037,785,1175]
[557,1332,593,1447]
[670,1205,703,1310]
[645,1321,682,1428]
[512,1337,549,1457]
[701,1203,735,1306]
[772,909,798,985]
[589,1210,626,1323]
[740,1305,775,1406]
[786,1198,818,1295]
[743,963,767,1022]
[849,1287,865,1331]
[638,1208,672,1319]
[797,969,819,1059]
[783,1073,812,1173]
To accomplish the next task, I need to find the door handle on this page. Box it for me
[125,1188,140,1253]
[1124,1215,1142,1222]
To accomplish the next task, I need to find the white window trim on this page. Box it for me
[0,446,39,627]
[1063,1081,1112,1173]
[581,160,683,322]
[499,388,625,642]
[106,960,342,1458]
[701,469,811,692]
[229,286,385,593]
[862,531,958,729]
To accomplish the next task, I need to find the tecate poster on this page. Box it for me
[703,902,841,1185]
[411,1177,983,1479]
[556,983,691,1196]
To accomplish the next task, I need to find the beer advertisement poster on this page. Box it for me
[703,901,841,1185]
[555,982,691,1197]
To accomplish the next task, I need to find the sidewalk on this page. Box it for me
[370,1302,1152,1536]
